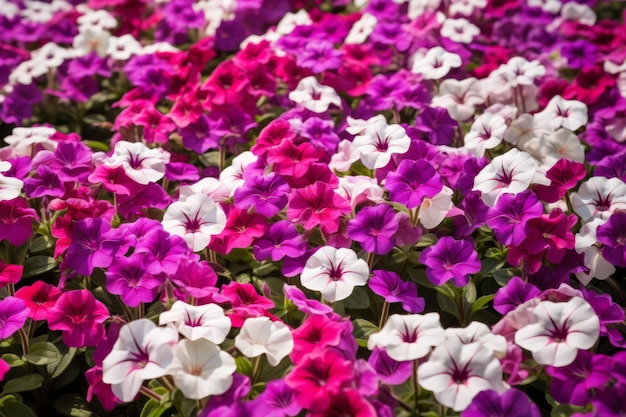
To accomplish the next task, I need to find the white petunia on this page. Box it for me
[464,113,507,157]
[218,151,258,196]
[345,13,377,44]
[368,313,445,361]
[432,77,486,121]
[574,219,615,285]
[523,129,585,166]
[515,297,599,367]
[104,141,170,185]
[160,301,231,344]
[106,34,143,61]
[418,185,454,229]
[288,76,341,113]
[571,177,626,223]
[440,18,480,44]
[352,120,411,169]
[534,95,588,131]
[411,46,462,80]
[162,194,227,252]
[235,317,294,366]
[168,339,236,399]
[300,246,369,302]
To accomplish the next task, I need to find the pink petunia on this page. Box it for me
[0,296,29,339]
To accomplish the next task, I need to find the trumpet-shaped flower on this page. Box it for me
[0,297,29,339]
[352,120,411,170]
[102,319,178,402]
[162,194,227,252]
[369,270,425,313]
[63,218,123,276]
[105,253,163,307]
[411,46,462,80]
[462,389,541,417]
[534,95,588,131]
[418,338,506,411]
[103,141,170,185]
[348,205,399,254]
[160,301,231,344]
[288,76,341,113]
[300,246,369,302]
[235,317,294,366]
[287,182,351,234]
[464,113,506,157]
[384,159,443,209]
[571,177,626,223]
[168,339,236,399]
[367,313,445,361]
[0,197,39,246]
[493,57,546,87]
[420,237,481,287]
[473,148,538,207]
[514,297,600,367]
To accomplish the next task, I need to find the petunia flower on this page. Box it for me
[384,159,443,209]
[253,221,307,262]
[287,182,351,234]
[420,237,481,287]
[282,284,336,317]
[102,319,178,402]
[235,316,294,366]
[367,313,445,362]
[462,389,541,417]
[159,301,231,344]
[0,197,39,246]
[473,148,538,207]
[418,338,507,412]
[250,378,302,417]
[105,253,163,307]
[597,212,626,267]
[103,140,170,185]
[418,185,455,229]
[348,205,399,255]
[486,190,543,246]
[234,173,290,217]
[571,177,626,223]
[351,120,411,170]
[534,95,588,132]
[432,77,486,121]
[14,280,62,321]
[492,56,546,87]
[368,270,425,313]
[47,290,110,348]
[464,113,506,157]
[62,218,123,276]
[288,76,341,113]
[411,46,462,80]
[514,296,599,367]
[162,193,227,252]
[0,296,29,339]
[168,339,236,400]
[0,260,23,288]
[300,246,369,303]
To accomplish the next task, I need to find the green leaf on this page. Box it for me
[0,374,44,396]
[235,357,253,377]
[29,236,55,253]
[24,342,61,366]
[463,281,477,304]
[477,257,504,279]
[492,268,519,286]
[343,287,370,309]
[47,345,77,378]
[0,394,37,417]
[469,294,495,315]
[140,399,170,417]
[436,292,461,323]
[352,318,378,345]
[415,233,438,248]
[172,390,197,417]
[22,256,57,279]
[53,394,98,417]
[82,140,110,153]
[1,354,24,368]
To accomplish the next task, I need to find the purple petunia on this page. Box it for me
[420,237,481,286]
[384,159,443,209]
[462,389,541,417]
[62,218,124,276]
[234,173,290,218]
[486,191,543,246]
[369,270,425,313]
[348,205,399,255]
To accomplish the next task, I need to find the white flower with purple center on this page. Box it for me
[411,46,462,80]
[104,141,170,185]
[534,95,588,132]
[514,296,600,367]
[571,176,626,223]
[300,246,369,302]
[288,76,341,113]
[352,119,411,170]
[159,301,231,344]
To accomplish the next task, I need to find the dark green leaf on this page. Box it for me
[352,319,378,342]
[415,233,437,248]
[463,281,477,304]
[29,236,55,253]
[1,354,24,368]
[469,294,495,315]
[24,342,61,366]
[343,287,370,309]
[477,257,504,278]
[53,394,98,417]
[437,292,461,323]
[235,357,253,377]
[0,394,37,417]
[22,256,57,279]
[0,374,44,396]
[492,268,519,286]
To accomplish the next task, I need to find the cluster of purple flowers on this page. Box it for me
[0,0,625,416]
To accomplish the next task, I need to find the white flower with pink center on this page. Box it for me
[571,177,626,223]
[432,77,486,121]
[235,317,294,366]
[514,296,599,367]
[411,46,462,80]
[352,119,411,169]
[288,76,341,113]
[445,322,508,356]
[168,339,236,399]
[367,313,445,361]
[162,193,227,252]
[300,246,369,302]
[534,95,588,132]
[418,338,507,411]
[464,113,507,157]
[104,141,170,185]
[159,301,231,344]
[102,319,178,402]
[440,18,480,44]
[473,148,538,206]
[493,56,546,87]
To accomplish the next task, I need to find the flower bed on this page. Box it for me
[0,0,625,416]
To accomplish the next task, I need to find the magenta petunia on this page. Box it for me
[462,389,541,417]
[63,218,124,276]
[0,260,23,288]
[287,181,351,234]
[348,204,399,255]
[0,197,39,246]
[0,296,29,339]
[253,221,307,262]
[486,191,543,246]
[14,280,62,321]
[234,173,290,217]
[384,159,443,209]
[105,253,164,307]
[47,290,110,347]
[597,212,626,267]
[369,270,425,313]
[420,237,481,287]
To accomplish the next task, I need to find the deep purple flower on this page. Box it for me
[384,159,443,209]
[546,351,612,406]
[283,284,337,318]
[24,165,66,198]
[364,74,406,111]
[234,173,290,217]
[134,229,189,276]
[297,40,343,74]
[367,347,412,385]
[579,286,626,348]
[253,221,307,262]
[561,40,598,70]
[299,117,340,154]
[420,237,481,286]
[493,276,541,315]
[250,378,302,417]
[486,191,543,246]
[181,114,221,153]
[462,389,541,417]
[60,75,100,103]
[67,53,110,79]
[415,107,457,146]
[597,212,626,267]
[369,270,425,313]
[63,218,123,276]
[48,141,93,183]
[453,191,489,238]
[348,205,399,255]
[105,253,164,307]
[594,151,626,183]
[0,197,39,246]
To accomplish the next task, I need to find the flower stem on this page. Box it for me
[366,251,376,269]
[139,386,163,402]
[412,359,420,409]
[17,327,29,356]
[251,355,263,383]
[160,376,175,392]
[379,301,390,329]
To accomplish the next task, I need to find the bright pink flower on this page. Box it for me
[287,182,351,234]
[85,366,121,411]
[47,290,110,347]
[250,120,296,157]
[209,207,268,254]
[0,296,29,339]
[0,197,39,246]
[285,348,354,411]
[168,92,204,128]
[267,140,322,179]
[14,281,62,321]
[132,106,176,144]
[290,315,345,363]
[169,259,218,299]
[0,358,9,381]
[88,164,138,196]
[220,282,275,327]
[0,260,23,288]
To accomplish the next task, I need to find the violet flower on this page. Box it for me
[384,159,443,209]
[0,296,29,339]
[253,221,306,262]
[369,270,425,313]
[348,205,399,255]
[63,218,123,276]
[493,276,541,315]
[596,212,626,267]
[234,173,290,217]
[486,191,544,246]
[420,237,482,287]
[462,389,541,417]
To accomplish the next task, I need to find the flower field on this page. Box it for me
[0,0,625,416]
